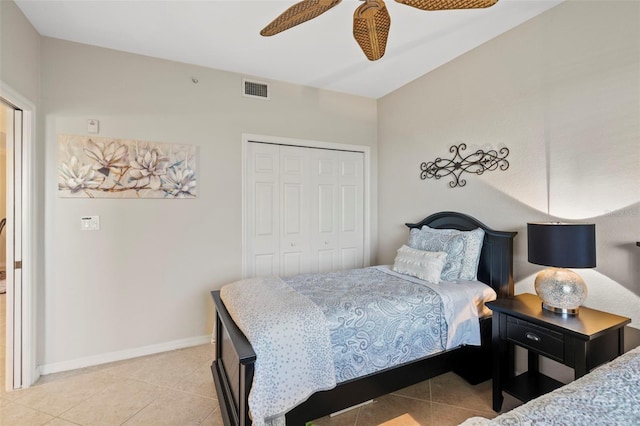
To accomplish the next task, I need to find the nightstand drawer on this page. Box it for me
[507,317,564,361]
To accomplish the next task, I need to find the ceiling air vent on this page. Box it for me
[242,78,270,100]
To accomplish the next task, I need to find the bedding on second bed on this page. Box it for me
[461,344,640,425]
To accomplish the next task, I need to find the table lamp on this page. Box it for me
[527,222,596,315]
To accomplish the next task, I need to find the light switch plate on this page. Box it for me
[81,216,100,231]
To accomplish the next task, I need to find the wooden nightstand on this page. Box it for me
[487,293,630,412]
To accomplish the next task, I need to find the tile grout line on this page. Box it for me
[0,346,216,423]
[430,399,496,415]
[197,406,220,426]
[353,405,361,426]
[121,375,218,401]
[96,357,217,394]
[388,392,431,403]
[7,368,216,424]
[117,398,157,426]
[51,376,132,424]
[96,372,219,403]
[1,398,66,423]
[429,379,434,426]
[47,416,82,426]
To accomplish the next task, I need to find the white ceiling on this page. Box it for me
[15,0,562,99]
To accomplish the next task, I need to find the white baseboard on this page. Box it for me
[38,335,212,376]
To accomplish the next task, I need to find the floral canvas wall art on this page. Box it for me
[58,134,197,198]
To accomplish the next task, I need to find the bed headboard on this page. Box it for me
[405,211,517,298]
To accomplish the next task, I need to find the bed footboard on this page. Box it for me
[211,288,489,426]
[211,290,255,426]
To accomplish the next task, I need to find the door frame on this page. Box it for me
[1,81,37,390]
[241,133,372,278]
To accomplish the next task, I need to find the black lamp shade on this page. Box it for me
[527,223,596,268]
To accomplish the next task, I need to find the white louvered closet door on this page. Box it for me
[246,142,363,278]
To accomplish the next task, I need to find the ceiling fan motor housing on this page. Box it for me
[354,0,391,61]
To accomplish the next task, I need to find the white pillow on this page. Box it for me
[392,245,448,284]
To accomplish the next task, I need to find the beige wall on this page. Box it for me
[40,38,377,368]
[5,0,640,373]
[378,1,640,326]
[0,0,41,103]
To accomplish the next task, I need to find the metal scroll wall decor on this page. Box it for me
[420,143,510,188]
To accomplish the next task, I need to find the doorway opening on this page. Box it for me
[1,100,12,391]
[1,83,35,391]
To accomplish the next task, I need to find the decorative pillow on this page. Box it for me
[409,225,484,281]
[408,228,465,281]
[392,245,447,284]
[426,226,485,280]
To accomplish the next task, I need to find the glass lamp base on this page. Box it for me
[534,267,587,316]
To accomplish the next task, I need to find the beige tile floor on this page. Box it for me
[0,293,520,425]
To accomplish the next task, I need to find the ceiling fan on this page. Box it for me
[260,0,499,61]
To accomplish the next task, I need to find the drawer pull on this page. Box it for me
[526,332,541,342]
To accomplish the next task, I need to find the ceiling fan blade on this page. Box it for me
[353,0,391,61]
[261,0,342,36]
[396,0,498,11]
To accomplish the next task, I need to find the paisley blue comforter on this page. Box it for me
[221,266,495,424]
[284,266,491,382]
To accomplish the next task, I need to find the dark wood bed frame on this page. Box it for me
[210,211,517,425]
